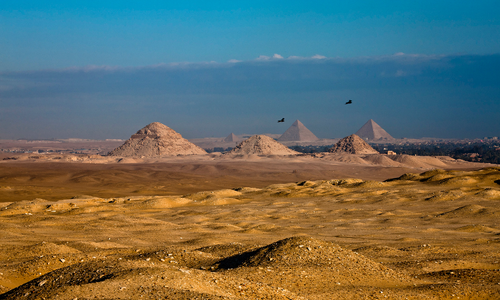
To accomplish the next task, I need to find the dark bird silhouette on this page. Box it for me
[278,118,285,123]
[345,100,352,105]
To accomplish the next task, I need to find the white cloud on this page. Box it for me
[273,54,284,59]
[311,54,326,59]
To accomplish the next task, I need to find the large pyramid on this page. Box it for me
[329,134,379,154]
[277,120,319,142]
[224,133,238,142]
[227,135,299,155]
[108,122,207,157]
[355,119,394,140]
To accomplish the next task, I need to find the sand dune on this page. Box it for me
[0,164,499,298]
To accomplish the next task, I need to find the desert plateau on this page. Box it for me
[0,149,499,299]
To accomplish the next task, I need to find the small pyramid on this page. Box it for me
[277,120,319,142]
[108,122,206,157]
[355,119,394,140]
[329,134,379,154]
[227,135,299,155]
[224,133,238,142]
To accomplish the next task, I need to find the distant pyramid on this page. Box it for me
[227,135,299,155]
[108,122,207,157]
[277,120,319,142]
[355,119,394,140]
[329,134,379,154]
[224,133,238,142]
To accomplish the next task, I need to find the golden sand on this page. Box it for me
[0,155,499,299]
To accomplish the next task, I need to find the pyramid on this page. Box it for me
[108,122,207,157]
[329,134,379,154]
[227,135,299,155]
[355,119,394,140]
[277,120,319,142]
[224,133,238,142]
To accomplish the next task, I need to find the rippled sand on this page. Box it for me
[0,155,499,299]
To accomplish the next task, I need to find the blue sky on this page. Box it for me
[1,1,499,139]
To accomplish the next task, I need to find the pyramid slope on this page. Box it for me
[108,122,207,157]
[355,119,394,140]
[224,133,238,142]
[277,120,319,142]
[227,135,299,155]
[329,134,379,154]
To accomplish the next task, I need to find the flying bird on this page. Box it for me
[345,100,352,105]
[278,118,285,123]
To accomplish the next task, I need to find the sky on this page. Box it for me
[1,1,499,140]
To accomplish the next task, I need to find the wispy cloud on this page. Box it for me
[311,54,326,59]
[0,52,451,76]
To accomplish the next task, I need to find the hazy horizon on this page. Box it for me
[1,2,499,140]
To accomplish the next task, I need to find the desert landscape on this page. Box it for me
[4,1,500,299]
[0,123,499,299]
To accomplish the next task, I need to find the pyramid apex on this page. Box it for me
[355,119,394,141]
[143,122,167,128]
[135,122,175,137]
[278,120,318,142]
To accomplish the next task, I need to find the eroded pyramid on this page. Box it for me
[277,120,319,142]
[355,119,394,140]
[108,122,207,157]
[227,135,299,155]
[329,134,379,154]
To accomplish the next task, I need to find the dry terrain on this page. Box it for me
[0,153,499,299]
